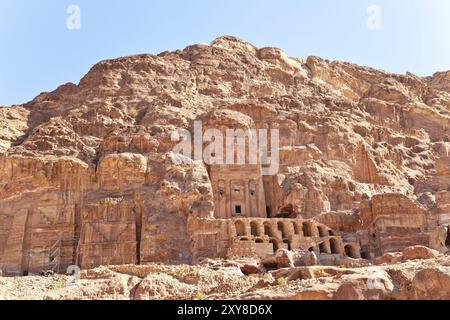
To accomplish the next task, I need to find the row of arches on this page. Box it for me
[315,240,359,257]
[305,241,360,258]
[317,238,341,254]
[235,220,334,239]
[238,236,291,252]
[238,235,360,259]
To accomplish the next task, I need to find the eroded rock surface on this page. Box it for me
[0,36,449,294]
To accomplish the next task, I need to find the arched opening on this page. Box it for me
[318,226,328,237]
[270,239,279,252]
[266,206,272,218]
[264,223,274,237]
[255,238,264,243]
[345,245,358,258]
[240,237,250,241]
[277,222,286,238]
[283,239,291,251]
[303,222,313,237]
[330,238,340,254]
[308,247,314,252]
[319,242,328,254]
[328,230,335,236]
[235,221,246,237]
[445,227,450,250]
[250,221,260,237]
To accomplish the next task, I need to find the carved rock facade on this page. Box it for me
[0,36,449,275]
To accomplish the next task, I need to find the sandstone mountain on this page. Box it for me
[0,36,449,285]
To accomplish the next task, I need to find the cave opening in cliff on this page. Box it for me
[318,226,328,237]
[266,206,272,218]
[446,228,450,250]
[319,242,328,254]
[283,239,291,250]
[250,221,260,237]
[345,245,357,258]
[264,223,274,237]
[303,222,313,237]
[330,238,340,254]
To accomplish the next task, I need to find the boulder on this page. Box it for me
[275,249,295,269]
[297,251,318,267]
[412,268,450,300]
[133,273,195,300]
[240,263,260,275]
[332,270,394,300]
[402,246,440,261]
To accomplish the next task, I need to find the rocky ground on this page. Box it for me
[1,248,448,300]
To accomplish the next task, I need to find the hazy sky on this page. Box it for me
[0,0,449,105]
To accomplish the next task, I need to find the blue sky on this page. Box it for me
[0,0,449,106]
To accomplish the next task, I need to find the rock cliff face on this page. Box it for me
[0,36,449,276]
